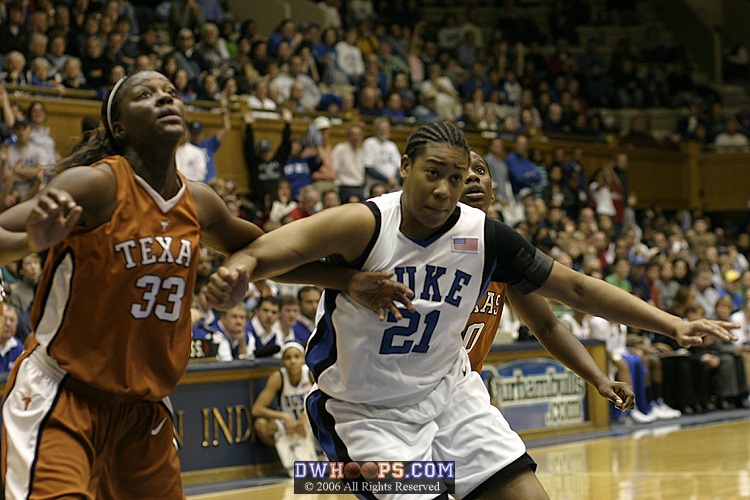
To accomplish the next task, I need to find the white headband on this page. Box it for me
[105,76,128,140]
[280,341,305,357]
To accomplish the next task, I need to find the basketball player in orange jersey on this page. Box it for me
[0,71,412,499]
[460,150,634,403]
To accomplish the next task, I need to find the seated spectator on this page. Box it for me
[356,84,382,118]
[172,68,197,101]
[689,302,748,410]
[656,260,680,311]
[81,36,108,89]
[382,92,406,121]
[0,303,23,373]
[251,342,317,477]
[714,118,750,153]
[621,115,658,147]
[272,54,322,111]
[1,52,28,85]
[248,80,280,116]
[335,27,365,85]
[195,22,229,75]
[691,265,720,319]
[247,296,285,358]
[208,303,252,362]
[0,3,29,56]
[275,295,307,344]
[719,270,744,312]
[27,58,59,90]
[193,72,218,101]
[296,286,323,341]
[411,88,443,123]
[283,185,321,224]
[45,32,70,77]
[94,64,127,100]
[322,189,341,209]
[190,278,222,360]
[263,179,297,232]
[59,57,86,89]
[542,103,570,134]
[314,27,339,84]
[10,253,42,315]
[605,257,632,293]
[173,27,206,85]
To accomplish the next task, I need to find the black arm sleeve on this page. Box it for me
[484,218,554,294]
[275,122,292,164]
[243,123,260,192]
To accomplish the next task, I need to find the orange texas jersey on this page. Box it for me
[29,155,201,400]
[464,281,507,373]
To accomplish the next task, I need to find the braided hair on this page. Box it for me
[404,122,470,162]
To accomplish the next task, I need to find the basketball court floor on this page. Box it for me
[188,414,750,499]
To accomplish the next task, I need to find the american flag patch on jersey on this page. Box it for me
[452,237,478,253]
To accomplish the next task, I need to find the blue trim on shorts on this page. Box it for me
[305,389,378,500]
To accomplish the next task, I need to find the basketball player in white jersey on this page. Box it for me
[252,342,318,476]
[208,123,738,499]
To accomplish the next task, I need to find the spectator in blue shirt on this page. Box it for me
[188,99,231,182]
[504,135,541,195]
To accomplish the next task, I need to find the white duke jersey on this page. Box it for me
[280,365,313,420]
[306,191,554,406]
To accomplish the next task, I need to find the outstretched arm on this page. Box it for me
[194,188,404,314]
[507,288,635,410]
[537,262,738,347]
[278,263,415,320]
[206,203,376,309]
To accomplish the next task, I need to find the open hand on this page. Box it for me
[675,319,739,347]
[347,271,415,321]
[26,188,83,252]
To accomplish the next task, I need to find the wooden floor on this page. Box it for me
[188,418,750,499]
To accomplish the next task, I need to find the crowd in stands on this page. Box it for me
[0,0,748,423]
